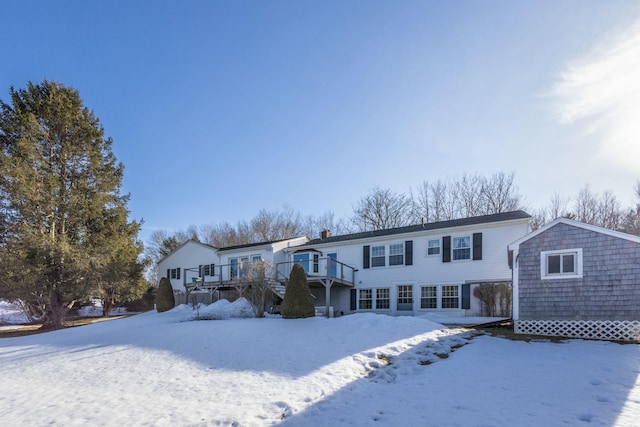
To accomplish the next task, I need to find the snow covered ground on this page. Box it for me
[0,299,130,328]
[0,299,639,426]
[0,300,29,325]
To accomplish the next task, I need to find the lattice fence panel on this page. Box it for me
[515,320,640,342]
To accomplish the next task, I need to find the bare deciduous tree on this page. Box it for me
[622,181,640,236]
[351,186,413,231]
[234,260,276,317]
[533,185,627,231]
[530,193,572,231]
[480,171,523,215]
[456,173,485,217]
[574,185,600,225]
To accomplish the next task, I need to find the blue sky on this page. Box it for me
[2,1,639,243]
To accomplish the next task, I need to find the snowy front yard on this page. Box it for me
[0,304,639,426]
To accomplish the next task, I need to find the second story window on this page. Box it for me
[389,243,404,266]
[427,239,440,256]
[371,245,385,267]
[452,236,471,260]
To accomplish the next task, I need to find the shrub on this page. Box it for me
[281,264,315,319]
[155,278,175,313]
[125,285,156,312]
[473,282,512,317]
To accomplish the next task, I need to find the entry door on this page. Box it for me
[397,285,414,311]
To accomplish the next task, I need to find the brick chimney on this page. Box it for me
[320,229,332,239]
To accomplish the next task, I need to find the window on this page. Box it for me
[389,243,404,266]
[441,285,459,308]
[376,288,390,309]
[420,286,437,309]
[293,253,310,273]
[229,258,238,279]
[541,249,583,279]
[170,268,177,279]
[452,236,471,260]
[313,253,319,273]
[202,264,211,276]
[252,254,261,262]
[427,239,440,256]
[240,256,249,278]
[397,285,413,311]
[371,245,386,267]
[359,289,372,309]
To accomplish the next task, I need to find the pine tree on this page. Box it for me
[89,205,149,317]
[0,80,145,329]
[281,264,315,319]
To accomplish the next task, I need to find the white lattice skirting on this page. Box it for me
[515,320,640,342]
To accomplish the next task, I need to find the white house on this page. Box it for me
[156,211,531,318]
[158,237,308,307]
[215,237,309,302]
[278,211,532,318]
[157,240,218,291]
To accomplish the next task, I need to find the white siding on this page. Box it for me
[217,237,307,282]
[157,242,218,290]
[300,219,530,316]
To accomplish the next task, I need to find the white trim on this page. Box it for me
[301,215,531,250]
[427,238,441,256]
[509,217,640,251]
[512,248,519,320]
[540,248,583,280]
[222,236,308,254]
[157,240,217,264]
[515,320,640,342]
[451,235,472,261]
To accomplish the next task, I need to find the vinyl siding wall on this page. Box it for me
[157,242,218,290]
[303,219,530,316]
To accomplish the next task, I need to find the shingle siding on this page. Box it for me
[518,223,640,321]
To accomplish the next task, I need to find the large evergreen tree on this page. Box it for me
[0,80,145,329]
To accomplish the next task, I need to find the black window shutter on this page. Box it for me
[363,245,370,269]
[350,289,357,310]
[211,264,215,275]
[405,240,413,265]
[166,269,170,278]
[177,268,181,280]
[461,284,471,309]
[442,236,451,263]
[199,265,203,276]
[473,233,483,260]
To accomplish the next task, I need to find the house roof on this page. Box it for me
[157,239,217,264]
[508,217,640,250]
[217,236,307,252]
[303,210,531,247]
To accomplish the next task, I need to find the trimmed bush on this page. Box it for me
[155,277,175,313]
[281,264,315,319]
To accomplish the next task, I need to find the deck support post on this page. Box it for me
[325,280,333,317]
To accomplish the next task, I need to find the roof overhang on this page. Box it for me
[508,217,640,251]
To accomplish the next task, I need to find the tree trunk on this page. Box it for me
[40,290,66,330]
[102,299,113,317]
